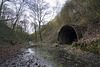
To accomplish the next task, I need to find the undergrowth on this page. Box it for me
[0,23,30,47]
[72,38,100,55]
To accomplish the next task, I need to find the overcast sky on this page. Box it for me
[46,0,66,7]
[0,0,67,34]
[25,0,67,34]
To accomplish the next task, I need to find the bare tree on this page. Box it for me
[0,0,5,17]
[31,22,38,42]
[10,0,25,30]
[0,0,25,30]
[0,0,11,21]
[25,0,50,41]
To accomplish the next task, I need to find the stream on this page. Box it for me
[0,42,100,67]
[0,42,53,67]
[0,48,53,67]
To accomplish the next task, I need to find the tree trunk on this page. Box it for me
[34,25,37,42]
[12,15,19,30]
[12,19,18,30]
[39,22,42,41]
[12,22,16,30]
[0,0,3,17]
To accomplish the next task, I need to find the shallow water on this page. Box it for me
[0,47,55,67]
[0,44,100,67]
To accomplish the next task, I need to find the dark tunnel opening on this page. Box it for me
[58,25,77,44]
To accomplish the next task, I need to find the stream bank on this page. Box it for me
[0,42,100,67]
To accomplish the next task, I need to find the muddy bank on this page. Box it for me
[0,43,28,63]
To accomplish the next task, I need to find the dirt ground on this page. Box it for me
[0,43,29,63]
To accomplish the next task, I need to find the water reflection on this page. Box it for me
[0,47,53,67]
